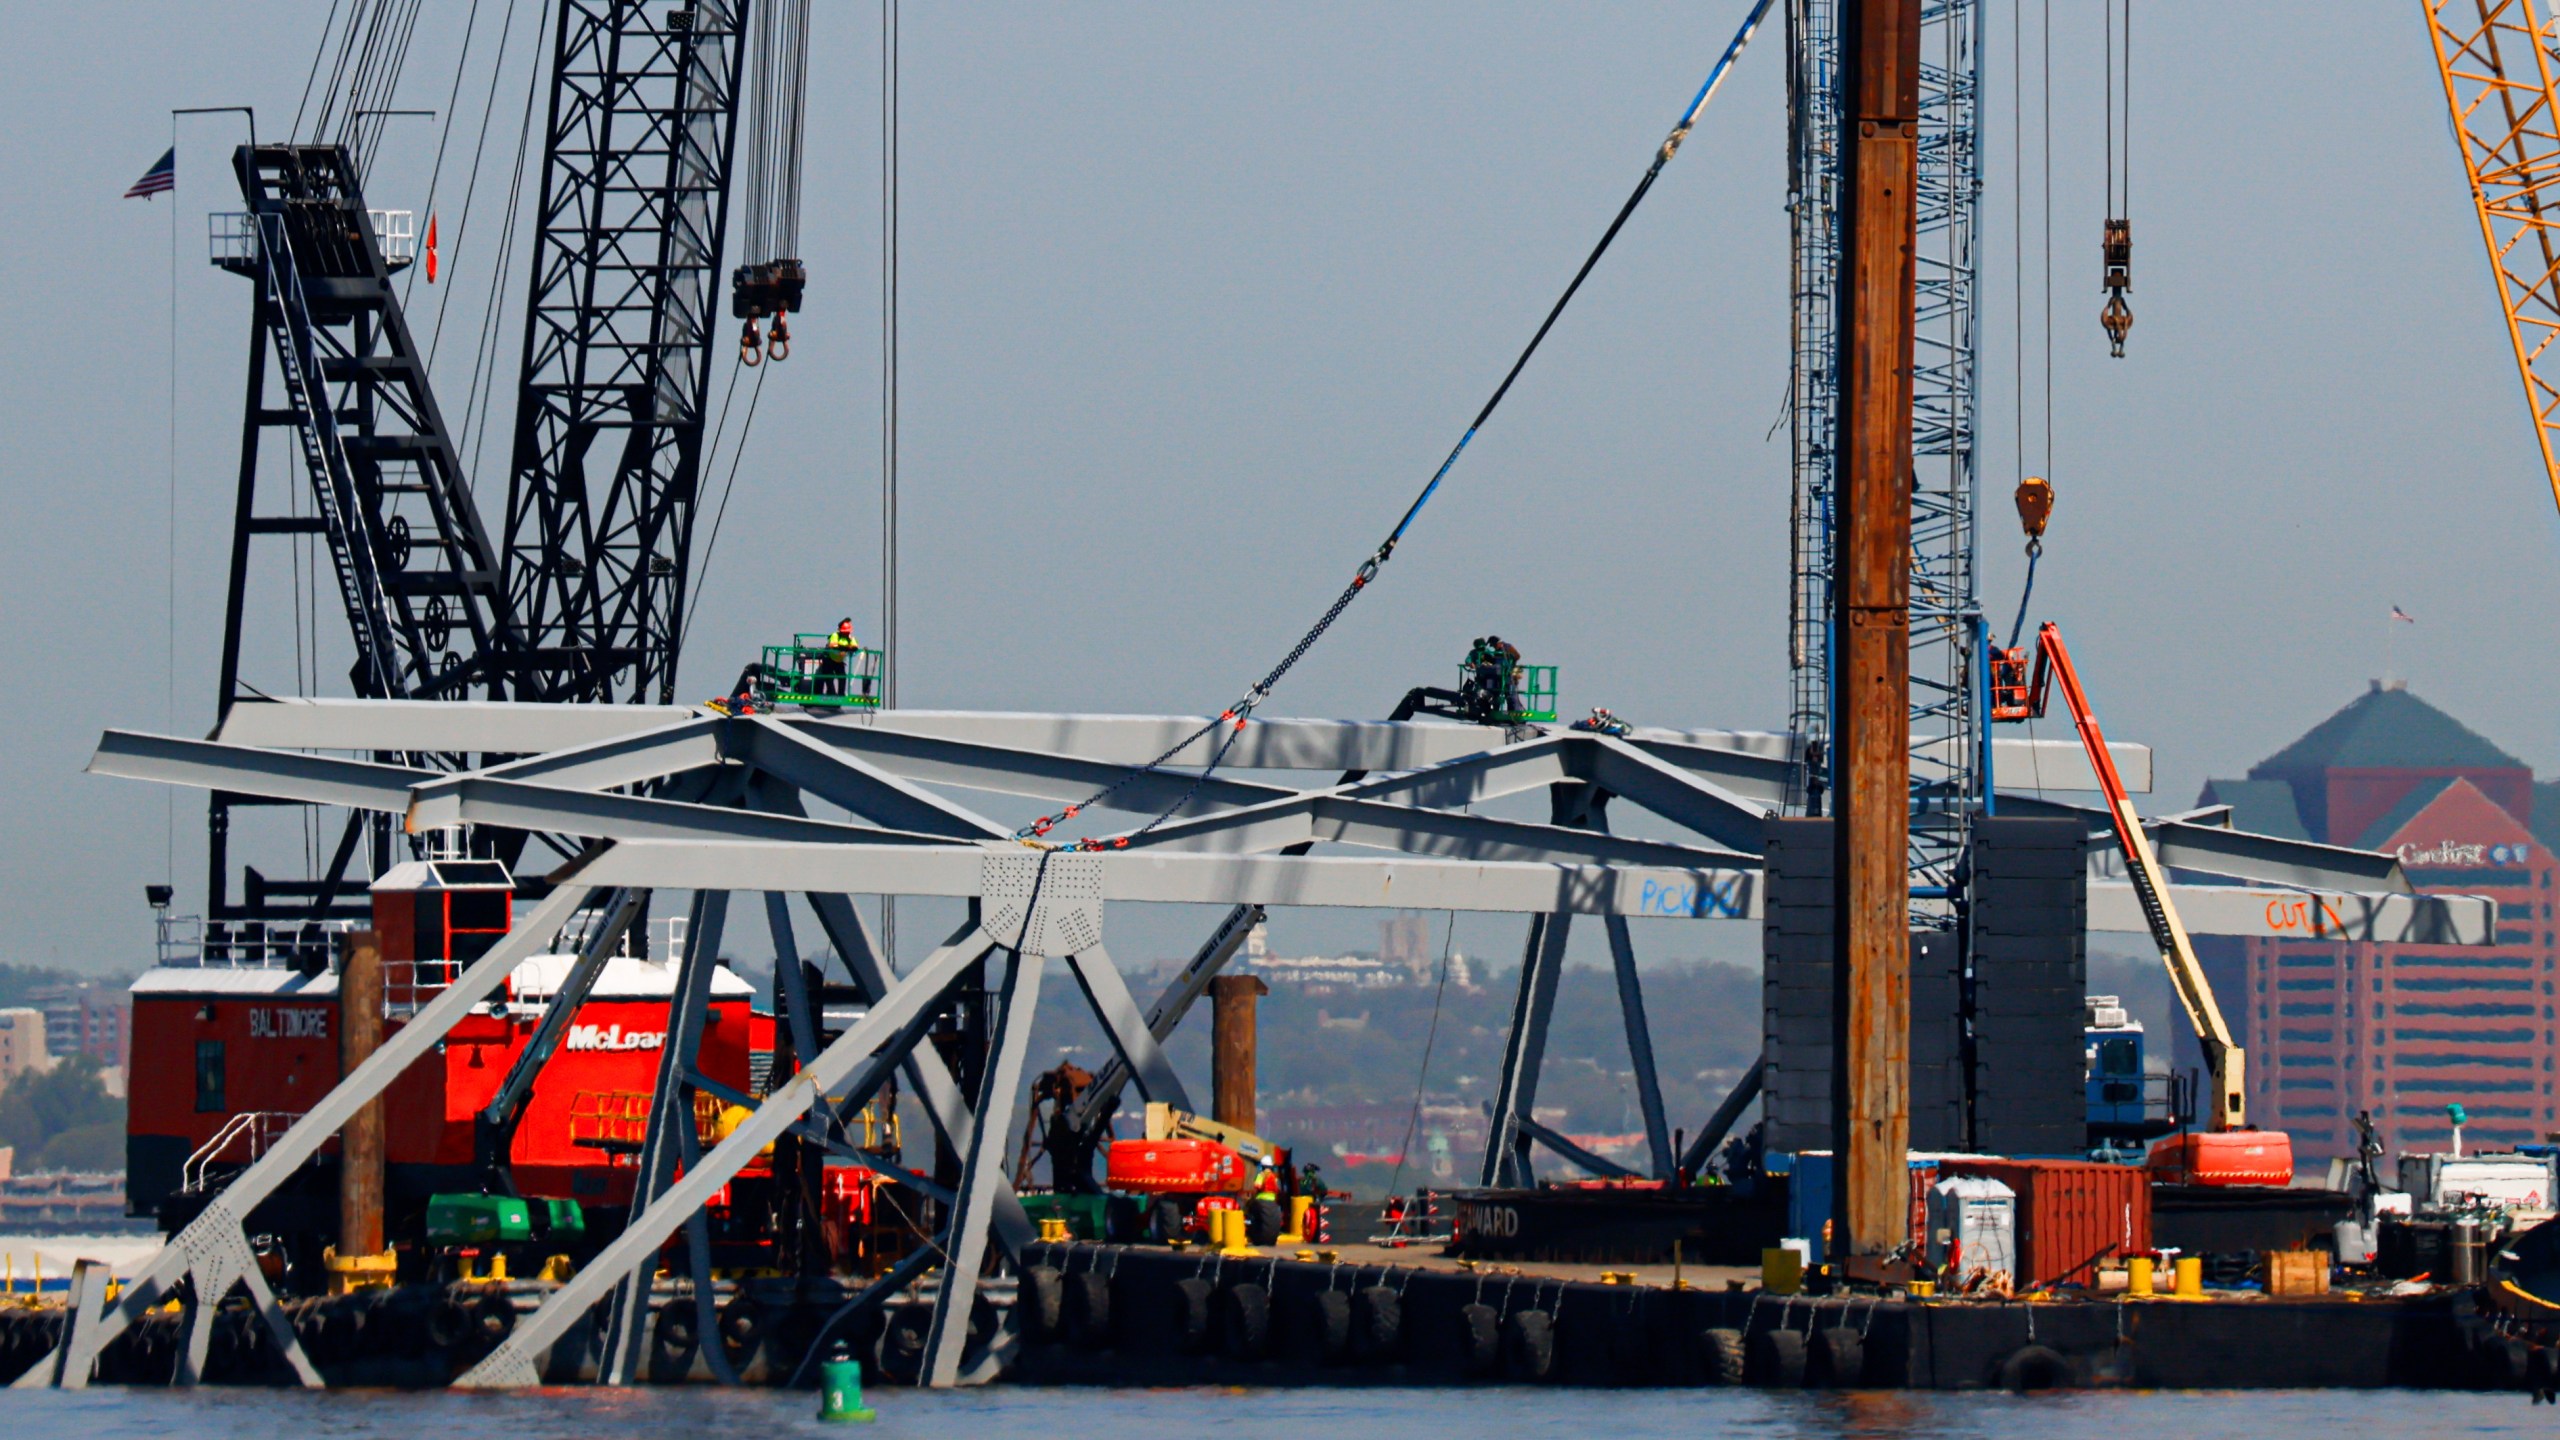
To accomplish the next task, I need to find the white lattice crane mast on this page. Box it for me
[2425,0,2560,523]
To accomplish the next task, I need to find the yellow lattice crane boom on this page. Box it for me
[2424,0,2560,522]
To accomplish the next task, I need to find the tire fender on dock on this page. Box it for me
[1021,1266,1065,1343]
[1349,1285,1402,1364]
[1501,1309,1555,1383]
[1064,1269,1113,1350]
[1701,1326,1746,1386]
[650,1299,700,1384]
[1748,1327,1807,1387]
[1168,1276,1215,1355]
[1809,1326,1864,1388]
[1219,1281,1272,1361]
[1456,1302,1501,1379]
[1995,1343,2075,1392]
[1293,1288,1351,1366]
[717,1293,764,1372]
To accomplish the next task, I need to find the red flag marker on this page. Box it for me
[425,213,439,283]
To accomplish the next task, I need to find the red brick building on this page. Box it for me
[2201,683,2560,1164]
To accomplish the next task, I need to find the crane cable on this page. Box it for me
[1015,0,1779,850]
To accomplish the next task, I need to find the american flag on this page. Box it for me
[124,148,175,200]
[2391,605,2416,624]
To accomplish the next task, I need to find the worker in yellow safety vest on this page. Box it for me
[819,617,860,697]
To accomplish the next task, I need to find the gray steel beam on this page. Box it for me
[781,720,1294,817]
[1582,737,1779,852]
[1995,793,2408,892]
[1621,735,1798,808]
[1064,902,1260,1136]
[457,923,1000,1387]
[439,716,725,793]
[1480,911,1571,1188]
[1515,1115,1640,1181]
[1679,1058,1765,1174]
[765,893,821,1064]
[736,717,1011,838]
[90,730,431,810]
[2094,883,2498,945]
[601,887,729,1385]
[837,711,1523,772]
[16,883,596,1388]
[1062,945,1193,1112]
[405,775,954,847]
[213,696,695,751]
[478,889,648,1165]
[1603,913,1675,1179]
[920,948,1045,1387]
[803,891,1036,1256]
[1129,784,1750,868]
[572,840,1763,918]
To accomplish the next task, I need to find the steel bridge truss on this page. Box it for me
[1785,0,1983,903]
[501,0,749,705]
[43,701,2482,1390]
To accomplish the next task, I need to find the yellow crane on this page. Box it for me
[2424,0,2560,521]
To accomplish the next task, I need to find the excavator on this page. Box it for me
[1990,606,2294,1186]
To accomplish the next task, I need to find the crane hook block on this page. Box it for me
[2100,218,2133,358]
[2014,475,2053,540]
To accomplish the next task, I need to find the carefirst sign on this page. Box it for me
[2397,840,2534,868]
[565,1022,665,1053]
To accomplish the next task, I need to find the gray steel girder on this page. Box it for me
[1995,792,2410,892]
[570,840,1762,917]
[1480,911,1572,1188]
[91,729,432,810]
[920,949,1045,1386]
[1062,945,1193,1113]
[600,888,730,1386]
[734,717,1011,838]
[14,883,598,1388]
[457,922,1001,1387]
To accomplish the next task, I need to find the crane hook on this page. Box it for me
[740,318,763,368]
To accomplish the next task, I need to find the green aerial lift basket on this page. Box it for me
[758,635,884,710]
[1457,662,1559,725]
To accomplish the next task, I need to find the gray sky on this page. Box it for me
[4,3,2555,973]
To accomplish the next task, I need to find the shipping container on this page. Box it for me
[1776,1151,1966,1265]
[1939,1157,2149,1289]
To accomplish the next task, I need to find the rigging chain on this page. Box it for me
[1016,0,1778,850]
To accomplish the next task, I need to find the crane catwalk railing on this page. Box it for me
[252,211,405,698]
[2424,0,2560,525]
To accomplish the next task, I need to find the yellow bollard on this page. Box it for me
[1218,1206,1258,1255]
[2128,1256,2154,1298]
[2173,1255,2203,1299]
[1284,1195,1313,1242]
[1037,1216,1071,1244]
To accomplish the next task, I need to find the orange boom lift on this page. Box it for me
[1992,623,2294,1186]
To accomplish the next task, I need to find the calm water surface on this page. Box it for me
[0,1386,2549,1440]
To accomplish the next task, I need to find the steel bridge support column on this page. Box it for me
[600,886,729,1385]
[460,922,1000,1387]
[1479,910,1571,1188]
[1830,0,1921,1265]
[920,948,1046,1387]
[1601,914,1676,1178]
